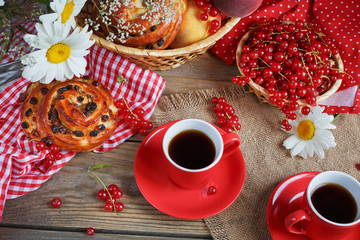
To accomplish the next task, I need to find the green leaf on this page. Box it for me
[116,75,126,84]
[89,164,110,169]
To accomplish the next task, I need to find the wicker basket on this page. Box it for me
[235,29,344,107]
[76,15,240,71]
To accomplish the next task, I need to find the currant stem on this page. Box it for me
[300,57,314,85]
[87,168,118,215]
[331,113,342,123]
[330,68,354,79]
[118,77,140,121]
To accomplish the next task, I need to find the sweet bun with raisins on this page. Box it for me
[20,77,118,152]
[85,0,187,49]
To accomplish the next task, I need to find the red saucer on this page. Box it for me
[134,121,246,219]
[267,172,360,240]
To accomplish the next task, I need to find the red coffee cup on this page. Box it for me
[284,171,360,239]
[162,119,240,189]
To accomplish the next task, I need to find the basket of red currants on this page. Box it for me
[234,18,344,111]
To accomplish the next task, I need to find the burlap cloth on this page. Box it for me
[150,85,360,240]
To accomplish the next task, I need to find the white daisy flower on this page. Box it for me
[39,0,86,28]
[283,106,336,159]
[0,0,5,7]
[21,20,94,84]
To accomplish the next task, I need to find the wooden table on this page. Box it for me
[0,52,240,239]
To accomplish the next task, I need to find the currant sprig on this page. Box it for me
[87,165,124,215]
[115,76,154,136]
[210,97,241,134]
[194,0,220,34]
[36,141,63,169]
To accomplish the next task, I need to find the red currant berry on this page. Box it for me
[288,113,297,121]
[115,100,126,109]
[218,118,227,126]
[207,186,217,195]
[44,158,55,167]
[49,144,59,153]
[209,27,218,34]
[97,189,108,201]
[210,20,219,29]
[301,106,311,115]
[211,97,218,104]
[269,96,278,104]
[115,202,124,212]
[216,112,225,119]
[285,124,292,131]
[262,68,273,78]
[51,197,62,208]
[0,118,5,125]
[231,76,240,83]
[134,108,145,118]
[139,129,148,136]
[104,202,114,212]
[276,99,285,108]
[86,227,95,236]
[54,152,63,161]
[200,12,208,21]
[112,189,123,199]
[202,3,211,13]
[242,45,251,53]
[223,126,233,133]
[106,197,117,204]
[214,104,224,112]
[209,8,219,17]
[108,184,118,193]
[218,97,226,104]
[36,141,46,151]
[196,0,205,8]
[289,101,300,111]
[281,119,289,127]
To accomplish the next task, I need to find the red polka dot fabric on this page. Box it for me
[212,0,360,114]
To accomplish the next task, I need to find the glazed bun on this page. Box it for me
[170,0,221,48]
[84,0,187,49]
[20,77,119,152]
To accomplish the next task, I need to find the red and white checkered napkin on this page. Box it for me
[212,0,360,114]
[0,45,166,221]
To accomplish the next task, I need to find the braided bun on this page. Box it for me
[20,77,119,152]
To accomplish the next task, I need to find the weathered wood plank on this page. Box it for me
[0,227,212,240]
[154,52,239,95]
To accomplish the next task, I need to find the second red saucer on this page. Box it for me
[134,121,246,219]
[267,172,360,240]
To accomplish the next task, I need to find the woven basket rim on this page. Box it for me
[77,17,240,57]
[235,26,344,106]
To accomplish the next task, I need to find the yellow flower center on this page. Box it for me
[61,0,75,24]
[46,43,71,63]
[297,120,315,140]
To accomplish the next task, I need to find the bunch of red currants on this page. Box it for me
[115,99,153,136]
[194,0,221,34]
[234,17,352,129]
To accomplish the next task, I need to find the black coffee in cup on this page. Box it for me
[311,183,357,224]
[168,130,215,170]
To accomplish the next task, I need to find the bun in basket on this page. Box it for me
[83,0,187,49]
[20,77,119,152]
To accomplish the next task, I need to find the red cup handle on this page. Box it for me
[221,132,241,159]
[284,209,310,235]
